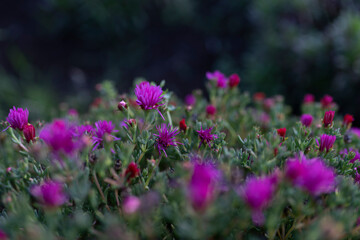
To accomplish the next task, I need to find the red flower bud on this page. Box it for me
[277,128,286,138]
[117,100,128,111]
[206,105,216,116]
[125,162,140,182]
[23,123,36,143]
[228,73,240,88]
[179,119,187,132]
[253,92,266,102]
[343,114,354,127]
[323,111,335,128]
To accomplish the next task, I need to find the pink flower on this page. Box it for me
[5,106,29,131]
[321,94,333,108]
[343,114,354,127]
[154,124,180,157]
[123,196,141,214]
[351,128,360,138]
[303,94,315,104]
[134,81,165,120]
[285,156,336,196]
[197,126,218,148]
[206,104,216,116]
[340,148,360,163]
[206,70,227,88]
[188,162,219,211]
[117,100,128,111]
[317,134,336,152]
[31,180,67,207]
[301,114,313,127]
[92,120,119,150]
[323,111,335,127]
[228,73,240,88]
[185,94,196,106]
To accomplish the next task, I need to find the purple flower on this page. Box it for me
[40,119,79,155]
[134,81,165,120]
[206,70,227,88]
[301,114,313,127]
[188,162,220,211]
[92,120,119,151]
[241,174,278,225]
[154,124,180,157]
[317,134,336,152]
[74,124,94,137]
[31,180,67,207]
[123,196,141,214]
[5,106,29,131]
[340,148,360,163]
[185,94,196,106]
[0,230,8,240]
[351,128,360,138]
[197,126,218,148]
[285,156,336,196]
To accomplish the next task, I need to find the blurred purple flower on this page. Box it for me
[185,94,196,106]
[285,156,336,196]
[0,230,8,240]
[301,114,313,127]
[123,196,141,214]
[340,148,360,163]
[206,70,227,88]
[134,81,165,120]
[188,162,220,211]
[154,124,180,157]
[92,120,119,151]
[351,128,360,138]
[303,94,315,104]
[317,134,336,152]
[5,106,29,131]
[197,126,218,148]
[31,180,67,207]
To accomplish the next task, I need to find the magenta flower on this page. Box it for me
[134,81,165,120]
[123,196,141,214]
[40,119,79,155]
[303,94,315,104]
[197,126,218,148]
[0,230,8,240]
[5,106,29,131]
[92,120,119,150]
[321,94,333,108]
[185,94,196,106]
[31,180,67,207]
[154,124,180,157]
[317,134,336,152]
[340,148,360,163]
[351,128,360,138]
[323,110,335,127]
[206,70,227,88]
[188,162,220,211]
[241,174,278,225]
[285,156,336,196]
[301,114,313,127]
[75,124,94,137]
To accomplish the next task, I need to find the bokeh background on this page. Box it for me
[1,0,360,122]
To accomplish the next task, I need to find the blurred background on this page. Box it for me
[1,0,360,122]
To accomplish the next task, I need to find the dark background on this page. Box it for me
[1,0,360,122]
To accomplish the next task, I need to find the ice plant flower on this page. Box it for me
[23,123,36,143]
[75,124,94,137]
[321,94,333,108]
[179,118,187,132]
[197,126,218,148]
[134,81,165,120]
[31,180,67,207]
[188,162,219,211]
[5,106,29,131]
[303,94,315,104]
[125,162,140,182]
[301,114,313,127]
[285,156,336,196]
[277,128,286,138]
[323,111,335,127]
[206,104,216,116]
[228,73,240,88]
[340,148,360,163]
[241,174,278,225]
[206,70,227,88]
[154,124,180,157]
[317,134,336,152]
[351,128,360,138]
[40,119,79,156]
[343,114,354,127]
[263,98,275,111]
[185,94,196,106]
[123,196,141,214]
[92,120,119,150]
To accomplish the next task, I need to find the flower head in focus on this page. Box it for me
[5,106,29,131]
[197,126,218,148]
[154,124,180,157]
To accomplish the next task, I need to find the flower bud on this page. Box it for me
[228,73,240,88]
[323,111,335,128]
[23,123,36,143]
[117,100,128,111]
[179,119,187,132]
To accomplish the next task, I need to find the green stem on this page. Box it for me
[145,157,161,189]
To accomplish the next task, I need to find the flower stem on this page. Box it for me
[92,170,111,211]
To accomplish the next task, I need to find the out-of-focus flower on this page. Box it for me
[123,196,141,214]
[74,124,94,137]
[253,92,266,102]
[92,120,119,150]
[323,111,335,127]
[277,128,286,138]
[263,98,275,111]
[301,114,313,127]
[117,100,128,111]
[343,114,354,127]
[241,174,278,225]
[206,70,227,88]
[68,109,78,117]
[179,119,187,132]
[340,148,360,163]
[228,73,240,88]
[188,162,220,211]
[321,95,333,108]
[206,104,217,116]
[351,128,360,138]
[125,162,140,182]
[134,81,165,120]
[197,126,218,148]
[0,230,8,240]
[154,124,180,157]
[185,94,196,106]
[303,94,315,104]
[31,180,67,207]
[317,134,336,152]
[5,106,29,131]
[23,123,36,143]
[285,156,336,196]
[40,119,79,155]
